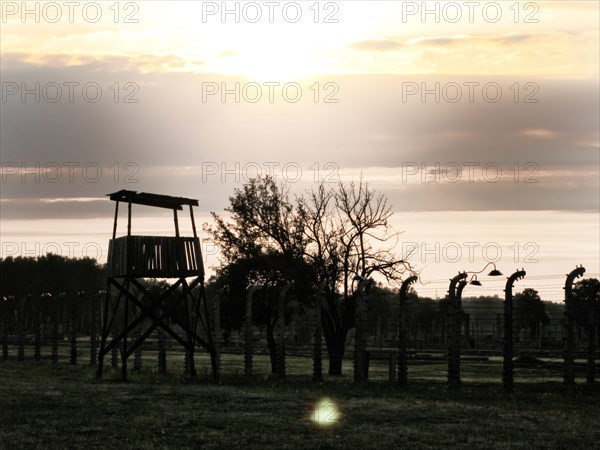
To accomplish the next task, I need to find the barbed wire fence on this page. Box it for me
[1,272,598,389]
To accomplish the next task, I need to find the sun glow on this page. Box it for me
[205,36,325,82]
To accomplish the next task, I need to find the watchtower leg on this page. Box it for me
[184,288,197,379]
[121,283,130,381]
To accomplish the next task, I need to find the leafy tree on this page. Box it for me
[206,177,313,372]
[210,254,307,373]
[405,293,438,340]
[514,288,549,340]
[571,278,600,335]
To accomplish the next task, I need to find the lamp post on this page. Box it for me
[447,263,503,386]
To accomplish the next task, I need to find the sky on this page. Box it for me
[1,1,599,299]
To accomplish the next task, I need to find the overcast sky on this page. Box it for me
[1,1,598,290]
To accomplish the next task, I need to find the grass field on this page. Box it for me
[1,356,599,449]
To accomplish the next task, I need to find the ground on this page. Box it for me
[1,356,599,449]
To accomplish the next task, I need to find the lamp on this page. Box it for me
[484,262,503,277]
[468,275,482,286]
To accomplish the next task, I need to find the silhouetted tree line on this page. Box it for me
[0,254,105,298]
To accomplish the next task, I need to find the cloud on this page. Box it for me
[412,37,460,47]
[39,197,103,203]
[351,39,404,52]
[219,50,239,57]
[1,51,204,74]
[352,33,570,51]
[414,33,538,48]
[2,165,598,219]
[1,60,598,217]
[344,31,598,76]
[519,129,559,139]
[497,34,533,45]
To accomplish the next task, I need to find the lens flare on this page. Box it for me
[311,397,340,427]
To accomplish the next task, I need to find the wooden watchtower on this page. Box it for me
[97,190,216,380]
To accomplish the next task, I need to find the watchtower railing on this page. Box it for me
[107,235,203,278]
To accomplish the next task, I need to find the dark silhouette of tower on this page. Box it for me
[96,190,217,380]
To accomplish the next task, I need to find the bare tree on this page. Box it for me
[299,178,416,375]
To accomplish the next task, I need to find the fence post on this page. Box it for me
[586,287,599,384]
[34,296,41,361]
[464,313,471,350]
[564,266,585,392]
[587,306,596,383]
[398,276,418,386]
[90,293,99,366]
[51,295,61,363]
[184,345,191,375]
[496,313,502,341]
[354,277,373,383]
[447,273,467,387]
[134,346,142,372]
[213,288,222,381]
[441,316,446,346]
[70,293,81,365]
[111,341,118,368]
[388,353,397,383]
[503,270,526,393]
[17,297,26,361]
[276,282,292,379]
[245,285,263,378]
[1,297,9,361]
[157,328,167,373]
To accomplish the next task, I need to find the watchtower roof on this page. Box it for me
[107,190,198,210]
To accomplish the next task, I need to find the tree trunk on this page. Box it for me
[326,330,348,376]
